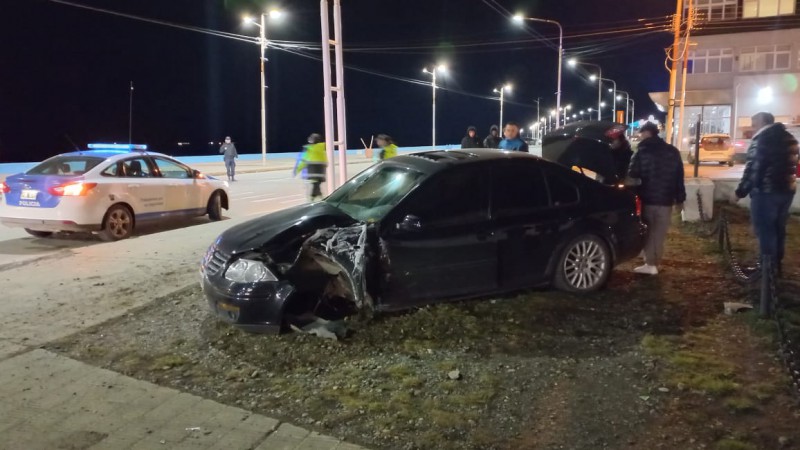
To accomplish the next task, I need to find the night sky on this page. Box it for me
[1,0,674,162]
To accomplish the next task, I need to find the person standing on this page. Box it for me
[610,132,634,183]
[294,133,328,202]
[460,126,483,149]
[734,112,799,276]
[484,125,502,149]
[627,122,686,275]
[375,134,398,160]
[498,122,529,152]
[219,136,238,181]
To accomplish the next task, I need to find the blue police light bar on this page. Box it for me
[87,143,148,150]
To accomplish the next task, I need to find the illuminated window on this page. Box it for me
[690,0,738,21]
[743,0,795,17]
[739,45,791,72]
[689,48,734,74]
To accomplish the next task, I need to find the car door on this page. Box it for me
[117,157,167,219]
[379,163,497,307]
[492,160,562,289]
[150,157,199,214]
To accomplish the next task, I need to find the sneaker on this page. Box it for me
[633,264,658,275]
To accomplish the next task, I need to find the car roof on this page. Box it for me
[389,149,541,174]
[59,149,173,161]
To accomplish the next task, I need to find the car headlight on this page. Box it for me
[224,259,278,283]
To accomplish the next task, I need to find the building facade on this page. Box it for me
[650,0,800,154]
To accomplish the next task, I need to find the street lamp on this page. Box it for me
[560,104,572,125]
[243,9,285,166]
[513,14,563,128]
[422,64,447,148]
[549,109,556,132]
[493,84,512,128]
[590,75,616,121]
[569,58,602,120]
[616,90,633,136]
[587,107,594,121]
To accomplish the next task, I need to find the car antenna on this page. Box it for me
[64,134,80,151]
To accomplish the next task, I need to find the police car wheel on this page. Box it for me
[207,192,223,221]
[24,229,53,238]
[99,205,133,241]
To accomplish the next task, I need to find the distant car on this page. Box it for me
[200,149,646,333]
[0,144,229,240]
[687,134,734,166]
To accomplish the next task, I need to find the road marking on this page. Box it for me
[251,196,282,203]
[233,194,273,200]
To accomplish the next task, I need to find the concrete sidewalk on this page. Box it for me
[192,155,375,178]
[0,349,367,450]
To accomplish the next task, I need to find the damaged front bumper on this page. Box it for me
[201,273,296,334]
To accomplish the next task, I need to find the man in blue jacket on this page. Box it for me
[734,112,798,276]
[498,122,529,153]
[627,122,686,275]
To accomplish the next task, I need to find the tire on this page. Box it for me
[207,192,223,221]
[24,229,53,238]
[553,234,612,293]
[98,205,133,241]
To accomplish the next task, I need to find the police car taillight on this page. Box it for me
[0,181,9,194]
[48,182,97,196]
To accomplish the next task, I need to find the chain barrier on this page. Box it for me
[767,262,800,398]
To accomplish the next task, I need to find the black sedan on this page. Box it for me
[201,149,646,333]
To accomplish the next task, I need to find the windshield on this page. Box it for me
[27,156,105,175]
[325,164,425,222]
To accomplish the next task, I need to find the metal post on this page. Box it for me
[693,114,701,178]
[333,0,347,187]
[597,67,602,120]
[128,81,134,145]
[260,13,268,166]
[320,0,336,192]
[732,83,742,140]
[499,89,504,129]
[555,24,562,129]
[432,70,436,147]
[666,0,685,145]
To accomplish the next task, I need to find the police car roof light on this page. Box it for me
[87,143,148,151]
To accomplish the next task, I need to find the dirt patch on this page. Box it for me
[48,206,800,450]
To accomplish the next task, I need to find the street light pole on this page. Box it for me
[617,90,631,135]
[259,13,267,166]
[128,81,134,145]
[602,80,617,122]
[513,16,563,129]
[423,65,446,148]
[493,84,511,128]
[571,60,602,121]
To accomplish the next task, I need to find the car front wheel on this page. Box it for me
[207,192,223,221]
[25,229,53,238]
[99,205,133,241]
[554,234,611,293]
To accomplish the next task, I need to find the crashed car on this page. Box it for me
[200,149,646,333]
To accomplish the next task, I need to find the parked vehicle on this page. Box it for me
[686,133,734,166]
[201,149,646,333]
[0,144,229,240]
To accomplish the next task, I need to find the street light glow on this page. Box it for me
[600,101,607,107]
[512,14,524,23]
[589,74,597,81]
[567,58,577,67]
[268,9,285,20]
[242,15,256,25]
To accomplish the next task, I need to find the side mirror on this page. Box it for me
[192,169,203,179]
[397,214,423,232]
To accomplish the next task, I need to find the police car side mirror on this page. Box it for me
[192,169,202,179]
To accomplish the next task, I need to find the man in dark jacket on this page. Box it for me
[484,125,502,149]
[461,126,483,149]
[627,122,686,275]
[498,122,529,152]
[734,112,798,275]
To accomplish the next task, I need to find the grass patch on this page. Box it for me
[724,396,758,414]
[715,438,757,450]
[149,353,189,370]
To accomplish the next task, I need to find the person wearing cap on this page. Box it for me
[294,133,328,202]
[460,126,483,149]
[483,125,502,149]
[626,122,686,275]
[375,134,398,160]
[498,122,529,152]
[219,136,238,181]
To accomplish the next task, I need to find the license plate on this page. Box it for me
[20,190,38,200]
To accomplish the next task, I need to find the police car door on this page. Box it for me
[118,157,167,219]
[151,157,198,213]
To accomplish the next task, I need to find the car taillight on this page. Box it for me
[48,182,97,196]
[0,181,9,194]
[635,195,642,217]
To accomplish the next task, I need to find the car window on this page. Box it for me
[326,165,425,222]
[701,137,730,150]
[153,158,192,179]
[400,165,489,227]
[119,157,153,178]
[101,162,123,177]
[492,162,549,216]
[27,156,104,175]
[545,169,580,206]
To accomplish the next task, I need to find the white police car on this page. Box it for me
[0,144,230,241]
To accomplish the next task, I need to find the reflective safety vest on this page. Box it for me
[295,142,328,180]
[379,143,398,160]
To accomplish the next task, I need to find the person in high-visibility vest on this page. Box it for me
[375,134,398,160]
[294,133,328,202]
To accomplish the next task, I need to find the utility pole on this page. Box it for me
[665,0,684,145]
[677,0,696,152]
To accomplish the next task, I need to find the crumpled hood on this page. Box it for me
[215,202,357,256]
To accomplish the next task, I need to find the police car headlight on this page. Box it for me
[224,259,278,283]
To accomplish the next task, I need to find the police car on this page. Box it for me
[0,144,230,241]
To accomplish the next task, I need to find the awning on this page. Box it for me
[649,89,733,109]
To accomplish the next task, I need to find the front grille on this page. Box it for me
[202,244,230,277]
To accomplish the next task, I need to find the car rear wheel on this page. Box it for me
[99,205,133,241]
[24,229,53,238]
[207,192,223,221]
[553,234,611,293]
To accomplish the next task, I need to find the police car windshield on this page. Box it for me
[325,165,424,222]
[27,156,105,176]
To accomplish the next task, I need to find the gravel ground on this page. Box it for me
[50,207,800,450]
